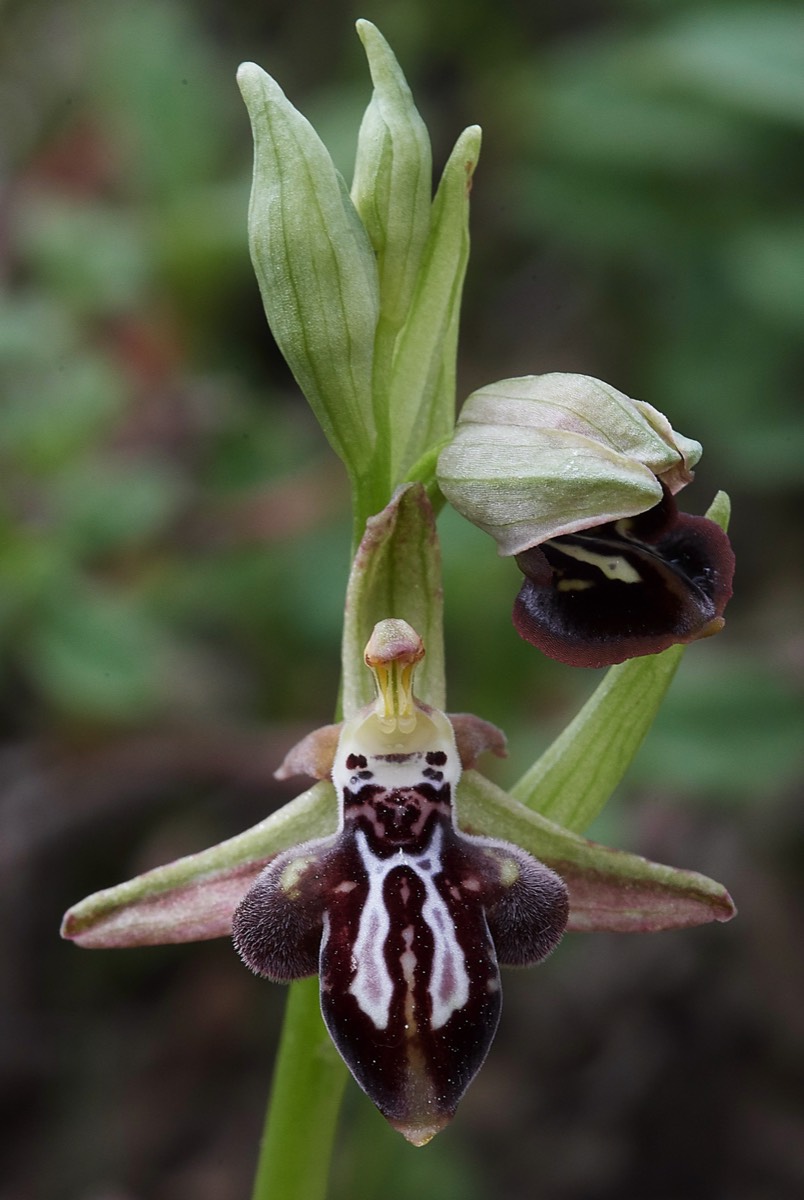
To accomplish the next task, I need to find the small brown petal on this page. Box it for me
[274,723,343,780]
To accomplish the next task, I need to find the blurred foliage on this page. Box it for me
[2,0,803,1198]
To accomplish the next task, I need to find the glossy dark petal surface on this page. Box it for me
[319,820,505,1142]
[513,489,735,668]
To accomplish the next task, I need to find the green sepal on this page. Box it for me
[61,747,736,948]
[512,645,685,830]
[459,771,735,932]
[437,373,702,557]
[341,483,446,716]
[237,62,379,482]
[703,488,731,532]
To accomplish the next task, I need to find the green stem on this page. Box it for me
[351,474,390,555]
[251,977,349,1200]
[401,437,450,514]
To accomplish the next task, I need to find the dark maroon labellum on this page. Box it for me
[232,683,568,1144]
[513,488,735,668]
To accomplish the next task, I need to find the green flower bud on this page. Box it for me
[352,20,432,340]
[437,373,701,556]
[237,62,380,480]
[386,124,482,481]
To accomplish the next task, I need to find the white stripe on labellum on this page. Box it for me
[348,824,470,1031]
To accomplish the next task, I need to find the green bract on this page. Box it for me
[237,62,380,487]
[386,125,480,482]
[437,372,702,555]
[352,21,432,343]
[239,28,480,524]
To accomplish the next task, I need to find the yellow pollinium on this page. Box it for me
[364,619,425,735]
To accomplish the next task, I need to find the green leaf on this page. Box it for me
[50,458,185,555]
[27,581,170,721]
[341,483,445,716]
[386,125,481,482]
[0,351,127,472]
[61,780,336,948]
[14,196,153,316]
[646,7,804,130]
[458,771,735,932]
[510,490,731,830]
[237,62,379,483]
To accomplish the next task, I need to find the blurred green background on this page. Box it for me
[2,0,802,1197]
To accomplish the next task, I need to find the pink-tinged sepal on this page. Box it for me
[233,834,337,981]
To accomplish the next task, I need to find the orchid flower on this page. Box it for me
[234,618,568,1145]
[437,373,736,667]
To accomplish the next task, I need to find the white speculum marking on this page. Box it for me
[558,541,642,584]
[348,823,470,1032]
